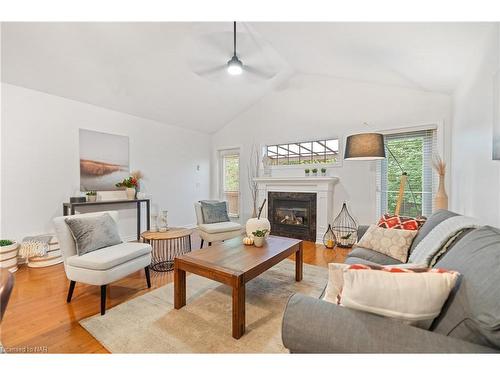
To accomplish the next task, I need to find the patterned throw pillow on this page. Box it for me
[377,213,426,231]
[357,224,418,262]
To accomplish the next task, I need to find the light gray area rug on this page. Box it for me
[80,260,327,353]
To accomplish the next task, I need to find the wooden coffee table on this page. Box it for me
[174,235,303,339]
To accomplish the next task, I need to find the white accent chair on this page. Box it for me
[53,211,152,315]
[194,202,243,248]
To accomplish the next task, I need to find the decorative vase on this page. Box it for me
[312,172,318,177]
[321,171,327,177]
[253,237,265,248]
[246,217,271,238]
[150,214,158,232]
[158,210,168,232]
[323,224,337,249]
[126,188,136,200]
[434,174,448,210]
[332,202,358,248]
[305,171,310,177]
[87,195,97,202]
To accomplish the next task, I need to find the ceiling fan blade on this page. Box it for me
[194,65,227,77]
[243,65,276,80]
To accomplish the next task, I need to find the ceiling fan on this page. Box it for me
[192,22,277,80]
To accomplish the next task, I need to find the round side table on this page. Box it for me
[141,228,193,272]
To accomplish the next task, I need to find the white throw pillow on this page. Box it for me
[341,266,459,322]
[322,262,427,305]
[356,224,418,262]
[323,263,349,304]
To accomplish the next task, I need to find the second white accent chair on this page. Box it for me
[194,202,243,248]
[53,211,152,315]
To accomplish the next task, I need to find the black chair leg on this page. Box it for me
[208,242,212,246]
[145,266,151,288]
[100,285,107,315]
[200,239,204,248]
[66,280,76,303]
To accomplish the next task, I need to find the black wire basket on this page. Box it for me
[332,202,358,248]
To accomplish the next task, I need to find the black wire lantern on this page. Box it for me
[332,202,358,248]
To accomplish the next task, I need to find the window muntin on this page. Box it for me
[266,139,339,166]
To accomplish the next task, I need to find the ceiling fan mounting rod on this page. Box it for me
[233,21,237,57]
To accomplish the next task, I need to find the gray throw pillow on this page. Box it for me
[65,213,122,256]
[200,200,230,224]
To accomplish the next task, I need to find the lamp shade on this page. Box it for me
[344,133,386,160]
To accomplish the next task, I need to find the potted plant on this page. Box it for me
[304,168,310,177]
[0,239,19,272]
[321,167,327,176]
[252,229,269,248]
[312,168,318,177]
[86,190,97,202]
[116,176,139,199]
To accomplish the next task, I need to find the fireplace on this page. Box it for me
[268,192,317,242]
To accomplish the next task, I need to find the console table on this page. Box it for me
[63,199,151,241]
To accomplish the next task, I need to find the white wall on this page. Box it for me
[451,25,500,226]
[211,74,451,225]
[1,83,211,241]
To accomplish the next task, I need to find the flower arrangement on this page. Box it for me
[115,176,138,189]
[116,170,143,189]
[85,191,97,196]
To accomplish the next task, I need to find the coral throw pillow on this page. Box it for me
[323,263,459,325]
[378,213,426,231]
[357,225,418,262]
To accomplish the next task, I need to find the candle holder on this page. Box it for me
[323,224,337,249]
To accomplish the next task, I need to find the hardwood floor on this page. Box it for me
[0,236,349,353]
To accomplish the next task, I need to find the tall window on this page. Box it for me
[377,129,437,218]
[266,139,340,166]
[219,149,240,217]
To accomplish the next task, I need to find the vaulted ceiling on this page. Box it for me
[1,22,492,133]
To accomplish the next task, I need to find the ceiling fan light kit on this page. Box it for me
[227,55,243,75]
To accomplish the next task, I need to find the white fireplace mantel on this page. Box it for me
[253,176,339,244]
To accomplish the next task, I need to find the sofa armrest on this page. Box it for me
[357,225,370,240]
[282,294,497,353]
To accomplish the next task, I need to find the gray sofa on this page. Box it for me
[282,209,500,353]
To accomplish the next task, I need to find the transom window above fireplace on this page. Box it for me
[266,139,340,166]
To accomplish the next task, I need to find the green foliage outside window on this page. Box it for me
[224,156,239,191]
[385,137,423,217]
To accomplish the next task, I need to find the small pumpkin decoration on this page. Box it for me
[243,236,254,246]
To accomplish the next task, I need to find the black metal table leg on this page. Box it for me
[137,201,141,241]
[146,200,151,230]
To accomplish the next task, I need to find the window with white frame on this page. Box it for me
[266,139,340,166]
[219,149,240,217]
[377,129,437,218]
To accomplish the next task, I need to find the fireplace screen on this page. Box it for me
[274,207,309,227]
[268,192,317,242]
